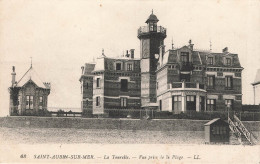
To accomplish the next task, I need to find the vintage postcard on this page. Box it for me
[0,0,259,163]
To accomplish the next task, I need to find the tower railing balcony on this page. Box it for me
[167,82,206,91]
[138,26,166,36]
[179,62,194,71]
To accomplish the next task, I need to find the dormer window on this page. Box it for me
[116,63,122,70]
[208,57,214,65]
[226,58,231,66]
[181,52,189,62]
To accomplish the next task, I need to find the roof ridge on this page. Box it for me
[17,66,32,84]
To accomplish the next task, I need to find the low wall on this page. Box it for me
[0,117,259,131]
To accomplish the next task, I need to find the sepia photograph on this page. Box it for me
[0,0,259,163]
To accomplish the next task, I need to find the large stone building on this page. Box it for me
[80,12,243,116]
[9,65,51,116]
[252,69,260,105]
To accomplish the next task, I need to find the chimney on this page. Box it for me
[189,39,194,51]
[81,66,84,74]
[222,47,228,53]
[130,49,135,59]
[11,66,16,87]
[126,50,130,57]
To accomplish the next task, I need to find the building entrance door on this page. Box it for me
[200,96,205,111]
[186,95,196,111]
[172,96,182,113]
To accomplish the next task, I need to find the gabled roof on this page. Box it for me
[16,66,49,89]
[252,69,260,85]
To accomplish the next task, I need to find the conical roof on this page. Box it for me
[16,66,49,89]
[253,69,260,85]
[145,13,159,23]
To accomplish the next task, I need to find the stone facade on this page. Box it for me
[9,66,50,116]
[80,12,243,116]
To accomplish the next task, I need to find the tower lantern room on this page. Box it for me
[145,10,159,32]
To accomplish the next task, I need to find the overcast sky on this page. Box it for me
[0,0,259,116]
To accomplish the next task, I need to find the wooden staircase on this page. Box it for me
[228,115,258,145]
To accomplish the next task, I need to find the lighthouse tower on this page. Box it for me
[137,11,167,107]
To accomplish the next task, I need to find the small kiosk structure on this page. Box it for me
[204,118,230,144]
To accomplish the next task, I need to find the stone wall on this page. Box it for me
[0,117,259,131]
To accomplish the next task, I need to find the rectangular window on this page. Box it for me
[26,96,34,109]
[96,78,100,88]
[225,76,233,90]
[207,76,215,89]
[30,96,33,109]
[208,57,214,65]
[120,79,128,92]
[173,96,182,112]
[180,52,189,62]
[149,23,156,31]
[116,63,122,70]
[96,96,100,106]
[226,58,231,66]
[207,99,216,111]
[26,96,29,109]
[187,95,195,102]
[39,96,43,109]
[120,97,127,107]
[225,99,233,109]
[127,63,133,71]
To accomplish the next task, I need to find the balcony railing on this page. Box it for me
[138,26,166,36]
[168,82,205,90]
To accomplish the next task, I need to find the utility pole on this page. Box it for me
[253,85,256,105]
